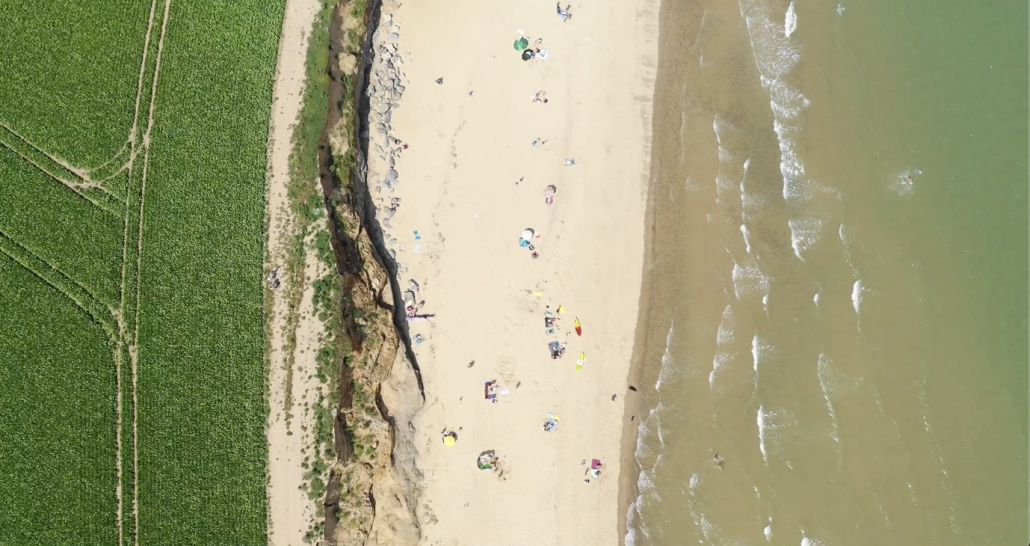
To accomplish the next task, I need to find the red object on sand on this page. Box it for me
[574,317,582,336]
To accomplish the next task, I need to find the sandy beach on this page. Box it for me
[365,0,659,543]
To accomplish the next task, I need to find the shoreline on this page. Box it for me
[616,0,678,537]
[616,153,657,546]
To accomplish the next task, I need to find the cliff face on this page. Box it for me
[318,204,422,546]
[316,1,423,544]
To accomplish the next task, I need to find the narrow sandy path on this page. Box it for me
[265,0,325,544]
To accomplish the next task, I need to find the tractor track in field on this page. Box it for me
[125,0,174,542]
[114,0,171,542]
[0,125,123,215]
[0,123,117,194]
[0,0,172,541]
[115,0,162,537]
[0,229,117,337]
[0,0,169,221]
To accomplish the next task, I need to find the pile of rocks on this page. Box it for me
[367,13,408,210]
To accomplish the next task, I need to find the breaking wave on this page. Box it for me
[733,261,770,300]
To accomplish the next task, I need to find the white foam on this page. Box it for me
[717,304,736,344]
[801,535,821,546]
[742,191,767,222]
[716,171,736,192]
[624,523,638,546]
[636,468,657,495]
[785,1,797,37]
[718,145,735,163]
[817,353,840,442]
[839,224,859,274]
[752,335,760,372]
[732,262,770,300]
[656,321,674,392]
[633,410,655,460]
[686,173,703,192]
[710,351,732,390]
[757,405,768,463]
[741,224,753,254]
[740,0,801,79]
[689,472,701,490]
[813,292,820,305]
[775,118,806,203]
[768,78,810,120]
[699,515,720,541]
[788,217,821,259]
[752,335,772,375]
[739,0,811,212]
[837,3,845,16]
[852,279,865,313]
[764,524,773,541]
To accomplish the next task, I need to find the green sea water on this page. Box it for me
[628,0,1027,544]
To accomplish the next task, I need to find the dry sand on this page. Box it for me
[265,0,327,544]
[366,0,659,543]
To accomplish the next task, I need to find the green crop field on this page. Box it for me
[0,0,284,544]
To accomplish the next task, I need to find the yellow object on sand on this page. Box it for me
[576,352,585,371]
[444,435,456,447]
[534,291,543,297]
[557,305,566,314]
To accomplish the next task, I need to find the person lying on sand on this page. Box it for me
[556,2,573,21]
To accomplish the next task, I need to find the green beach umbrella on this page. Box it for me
[513,36,528,51]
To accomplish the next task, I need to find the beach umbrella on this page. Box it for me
[513,37,528,50]
[522,228,535,240]
[443,435,456,447]
[521,49,535,61]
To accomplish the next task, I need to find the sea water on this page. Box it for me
[627,0,1028,544]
